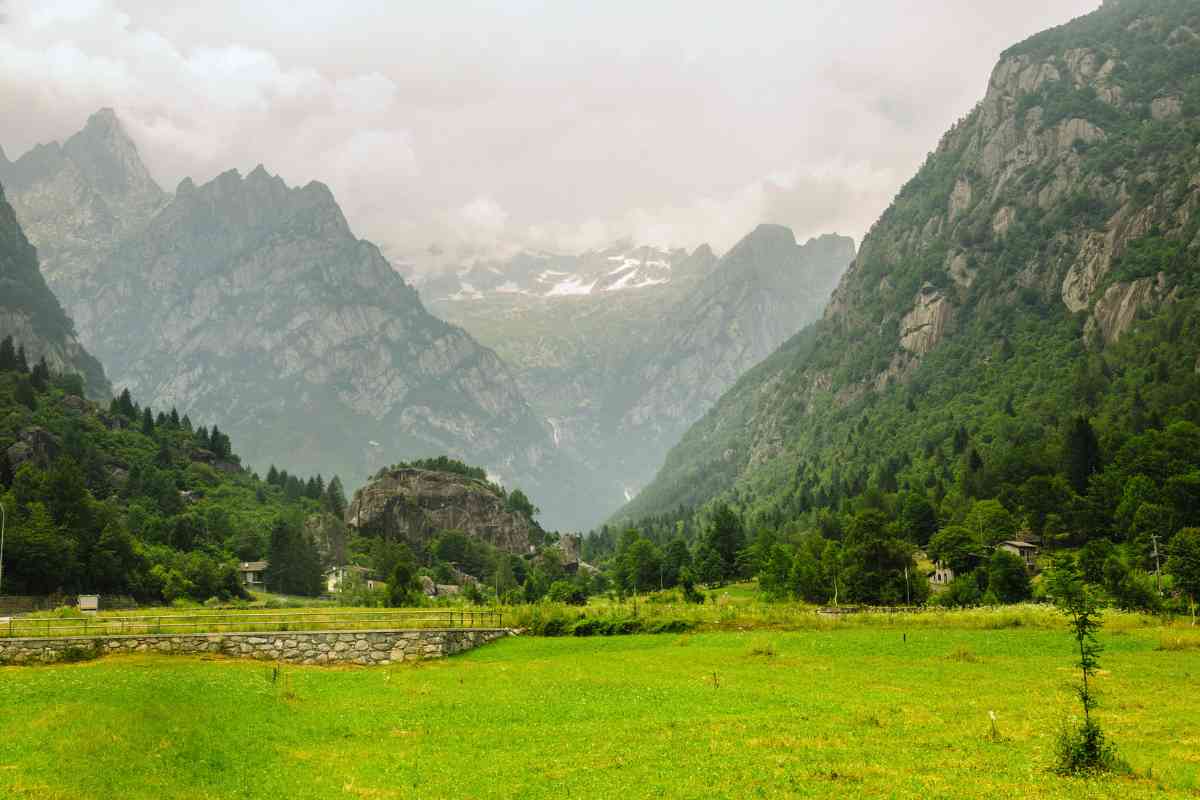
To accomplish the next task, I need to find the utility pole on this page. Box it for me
[1151,534,1163,596]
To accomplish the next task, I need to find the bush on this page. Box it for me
[1054,719,1128,776]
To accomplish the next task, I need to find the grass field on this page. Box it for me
[2,626,1199,799]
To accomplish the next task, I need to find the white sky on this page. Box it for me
[0,0,1099,267]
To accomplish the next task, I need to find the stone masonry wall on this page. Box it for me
[0,628,509,666]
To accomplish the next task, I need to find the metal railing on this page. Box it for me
[0,609,503,639]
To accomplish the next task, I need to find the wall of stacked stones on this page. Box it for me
[0,628,509,666]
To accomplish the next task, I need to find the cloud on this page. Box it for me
[0,0,1102,267]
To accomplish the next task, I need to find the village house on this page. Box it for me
[325,565,386,593]
[239,560,268,588]
[998,540,1039,569]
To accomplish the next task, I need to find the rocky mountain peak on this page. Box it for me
[62,108,163,202]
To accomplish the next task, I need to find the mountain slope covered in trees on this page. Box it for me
[614,0,1200,603]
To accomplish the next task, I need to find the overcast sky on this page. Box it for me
[0,0,1099,269]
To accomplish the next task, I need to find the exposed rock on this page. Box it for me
[347,468,539,555]
[900,286,952,355]
[1151,95,1183,121]
[1086,272,1172,344]
[6,427,61,469]
[948,177,973,220]
[992,206,1016,238]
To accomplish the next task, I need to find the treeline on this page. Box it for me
[0,337,343,603]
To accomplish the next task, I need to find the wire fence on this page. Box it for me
[0,609,503,639]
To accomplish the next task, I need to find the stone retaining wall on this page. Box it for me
[0,628,509,666]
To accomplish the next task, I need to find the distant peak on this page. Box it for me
[175,176,195,195]
[691,243,715,259]
[87,107,119,127]
[247,163,272,181]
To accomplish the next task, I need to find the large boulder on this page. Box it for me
[346,468,539,555]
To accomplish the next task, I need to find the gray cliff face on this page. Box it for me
[1,109,166,312]
[430,228,855,525]
[347,468,538,555]
[0,181,110,397]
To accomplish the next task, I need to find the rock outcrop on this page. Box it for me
[347,468,540,555]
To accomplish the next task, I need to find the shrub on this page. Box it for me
[1054,719,1127,776]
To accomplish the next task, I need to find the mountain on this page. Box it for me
[0,108,166,312]
[0,180,109,397]
[427,228,855,525]
[619,0,1200,531]
[3,114,586,527]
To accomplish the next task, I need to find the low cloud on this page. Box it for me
[0,0,1100,268]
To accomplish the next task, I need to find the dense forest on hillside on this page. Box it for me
[0,339,342,601]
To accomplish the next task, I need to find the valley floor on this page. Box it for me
[1,629,1198,799]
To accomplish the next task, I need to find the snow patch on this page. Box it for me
[546,277,597,296]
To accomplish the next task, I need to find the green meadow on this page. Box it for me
[2,626,1200,799]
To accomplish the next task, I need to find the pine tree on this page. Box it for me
[117,388,136,418]
[30,357,50,391]
[266,465,280,485]
[169,407,180,428]
[1064,415,1102,495]
[325,476,347,518]
[141,407,155,436]
[15,345,28,373]
[0,336,15,371]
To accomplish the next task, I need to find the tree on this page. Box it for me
[662,536,691,587]
[0,336,15,371]
[141,407,155,436]
[703,503,746,582]
[842,509,926,605]
[1021,475,1074,548]
[898,491,938,546]
[1167,528,1200,622]
[927,525,979,576]
[1063,416,1102,494]
[386,545,423,607]
[14,375,36,410]
[964,499,1018,547]
[1047,558,1123,775]
[324,476,347,518]
[987,549,1031,603]
[265,518,323,596]
[505,488,538,520]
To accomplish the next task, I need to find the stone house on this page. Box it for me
[326,565,386,593]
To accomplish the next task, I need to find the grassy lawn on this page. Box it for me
[2,628,1199,799]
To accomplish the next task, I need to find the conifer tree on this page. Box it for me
[0,336,15,371]
[141,407,155,436]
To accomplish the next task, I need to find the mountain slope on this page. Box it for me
[0,181,109,397]
[430,228,854,525]
[620,0,1200,527]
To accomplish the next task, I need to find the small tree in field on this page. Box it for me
[1047,558,1125,775]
